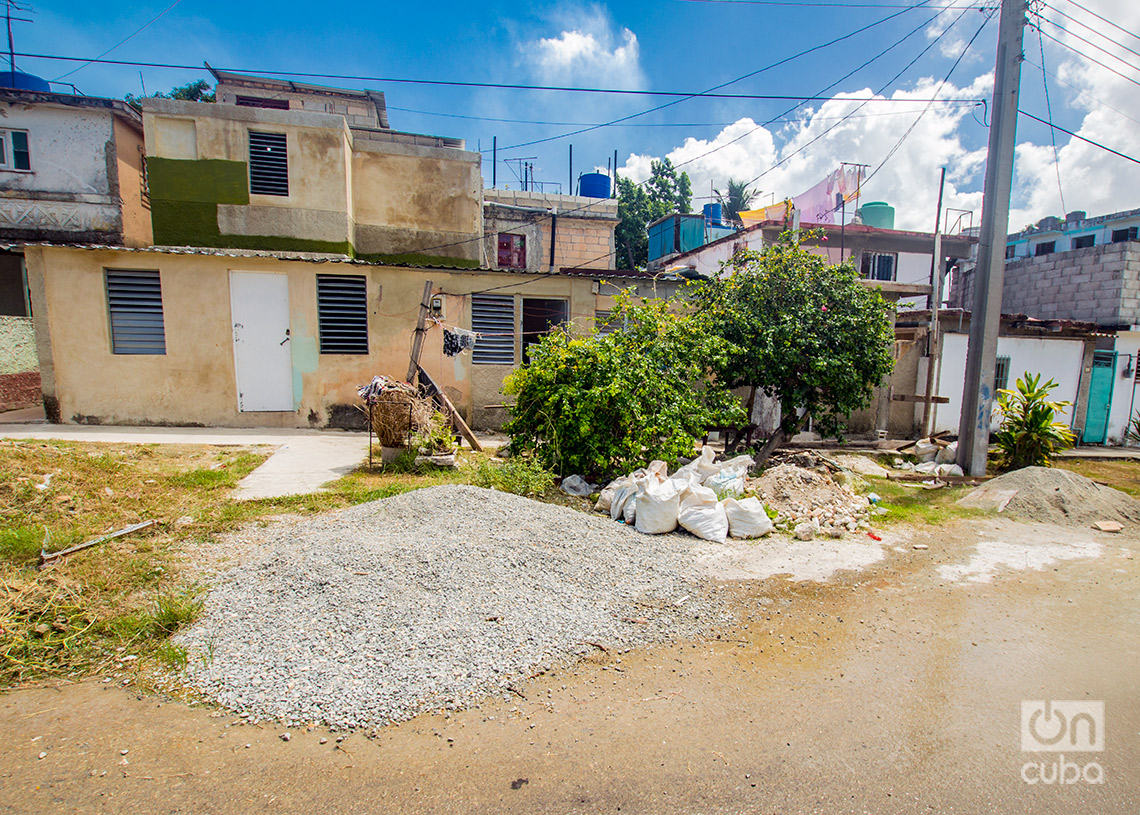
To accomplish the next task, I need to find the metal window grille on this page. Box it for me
[861,252,896,281]
[139,148,150,208]
[595,310,620,336]
[472,294,515,364]
[249,131,289,196]
[106,270,165,355]
[1072,234,1095,249]
[1112,227,1138,243]
[994,356,1011,393]
[1035,241,1055,256]
[316,274,368,354]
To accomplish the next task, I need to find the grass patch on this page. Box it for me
[0,439,496,687]
[1053,458,1140,499]
[863,476,989,526]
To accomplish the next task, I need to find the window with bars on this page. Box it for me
[497,234,526,269]
[1072,234,1095,249]
[860,252,896,281]
[316,274,368,354]
[994,355,1011,393]
[1112,226,1138,243]
[249,131,289,196]
[1034,241,1055,256]
[472,293,515,365]
[1005,244,1016,259]
[106,270,166,355]
[0,130,31,171]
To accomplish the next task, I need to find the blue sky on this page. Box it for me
[9,0,1139,230]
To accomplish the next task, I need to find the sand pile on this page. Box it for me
[958,466,1140,527]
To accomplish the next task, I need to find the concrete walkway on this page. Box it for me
[0,421,367,500]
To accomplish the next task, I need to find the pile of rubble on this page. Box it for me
[752,456,872,539]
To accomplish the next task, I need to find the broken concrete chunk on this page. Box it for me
[1093,520,1123,533]
[793,522,815,541]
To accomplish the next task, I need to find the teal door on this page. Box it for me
[1082,351,1117,444]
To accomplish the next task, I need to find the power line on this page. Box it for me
[1041,2,1140,64]
[676,0,992,6]
[390,103,979,128]
[1033,27,1140,89]
[13,49,977,102]
[859,11,991,190]
[488,0,942,153]
[1048,0,1140,46]
[738,2,984,188]
[1023,56,1140,128]
[52,0,184,81]
[1018,109,1140,165]
[1031,12,1140,79]
[1036,18,1066,213]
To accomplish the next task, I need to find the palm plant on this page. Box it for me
[714,179,759,224]
[992,372,1076,470]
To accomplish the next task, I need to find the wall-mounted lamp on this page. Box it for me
[1122,353,1134,379]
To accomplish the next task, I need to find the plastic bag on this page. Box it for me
[610,480,639,521]
[705,469,745,499]
[560,474,596,497]
[677,484,728,543]
[719,454,755,476]
[722,497,774,539]
[635,477,680,535]
[913,441,938,463]
[936,442,958,464]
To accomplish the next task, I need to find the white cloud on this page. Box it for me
[621,77,992,231]
[524,6,645,90]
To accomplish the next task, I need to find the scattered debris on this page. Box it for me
[1093,520,1123,533]
[913,544,929,550]
[38,520,157,568]
[559,474,597,498]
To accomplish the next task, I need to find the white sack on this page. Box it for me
[635,477,680,535]
[722,497,774,539]
[677,484,728,543]
[936,442,958,464]
[705,469,745,498]
[594,476,630,514]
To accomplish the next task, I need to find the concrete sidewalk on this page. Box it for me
[0,421,367,500]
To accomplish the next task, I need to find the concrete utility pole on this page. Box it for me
[957,0,1028,476]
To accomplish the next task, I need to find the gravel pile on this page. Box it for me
[959,466,1140,527]
[178,485,717,730]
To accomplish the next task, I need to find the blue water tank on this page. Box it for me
[578,172,612,198]
[703,202,723,225]
[0,71,51,92]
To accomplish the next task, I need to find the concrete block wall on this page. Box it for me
[950,242,1140,324]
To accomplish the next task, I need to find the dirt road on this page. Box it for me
[2,517,1137,814]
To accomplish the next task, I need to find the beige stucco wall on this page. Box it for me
[113,117,153,248]
[27,246,595,428]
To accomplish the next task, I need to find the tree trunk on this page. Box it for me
[727,386,758,452]
[753,426,787,467]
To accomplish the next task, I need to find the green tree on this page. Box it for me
[126,79,215,108]
[691,235,895,463]
[502,294,743,477]
[714,178,759,224]
[615,158,693,270]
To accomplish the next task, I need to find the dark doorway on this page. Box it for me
[522,298,568,363]
[0,252,27,317]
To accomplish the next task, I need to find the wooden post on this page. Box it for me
[418,365,484,452]
[407,280,434,386]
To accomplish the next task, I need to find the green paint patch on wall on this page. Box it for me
[220,234,354,255]
[290,334,319,407]
[151,200,221,247]
[356,251,480,269]
[147,158,249,205]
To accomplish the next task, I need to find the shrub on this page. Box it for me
[473,457,556,498]
[502,294,744,477]
[993,371,1076,469]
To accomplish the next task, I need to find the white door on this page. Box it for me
[230,272,294,412]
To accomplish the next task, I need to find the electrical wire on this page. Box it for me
[52,0,184,81]
[1040,2,1140,63]
[737,1,984,189]
[1036,16,1067,213]
[487,0,943,153]
[1023,57,1140,128]
[1017,109,1140,165]
[677,0,992,6]
[1031,12,1140,79]
[1033,27,1140,89]
[14,49,977,101]
[1047,0,1140,46]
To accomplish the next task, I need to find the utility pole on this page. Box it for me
[922,166,946,437]
[957,0,1027,476]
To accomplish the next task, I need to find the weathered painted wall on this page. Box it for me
[482,191,618,272]
[112,116,152,247]
[0,315,40,411]
[28,246,593,429]
[0,103,127,243]
[143,99,483,264]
